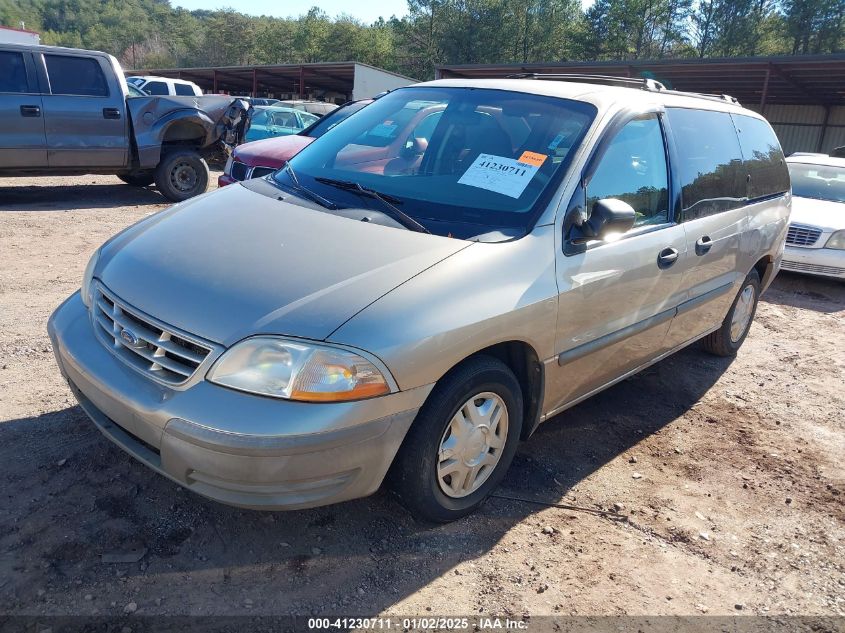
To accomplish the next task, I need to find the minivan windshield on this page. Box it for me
[788,162,845,203]
[273,87,596,239]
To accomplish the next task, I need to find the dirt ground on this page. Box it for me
[1,174,843,623]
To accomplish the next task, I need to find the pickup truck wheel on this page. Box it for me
[389,355,523,523]
[154,151,209,202]
[117,172,154,187]
[701,270,761,357]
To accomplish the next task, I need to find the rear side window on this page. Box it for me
[0,51,30,93]
[732,114,789,199]
[174,83,196,96]
[666,108,746,220]
[144,81,169,95]
[44,55,108,96]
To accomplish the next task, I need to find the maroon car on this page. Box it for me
[219,99,373,187]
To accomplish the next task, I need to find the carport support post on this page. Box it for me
[759,64,771,111]
[299,67,305,99]
[817,105,831,152]
[252,69,258,97]
[213,69,218,94]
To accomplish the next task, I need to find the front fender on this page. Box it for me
[127,96,250,169]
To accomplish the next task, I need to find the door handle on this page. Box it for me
[102,107,121,119]
[695,235,713,256]
[657,247,680,269]
[20,105,41,117]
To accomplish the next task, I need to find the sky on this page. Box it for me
[170,0,595,24]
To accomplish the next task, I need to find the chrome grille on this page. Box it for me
[92,284,212,384]
[230,160,249,181]
[785,224,822,247]
[781,260,845,276]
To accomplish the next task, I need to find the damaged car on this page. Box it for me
[0,43,249,201]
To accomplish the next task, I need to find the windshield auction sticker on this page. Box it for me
[458,153,545,199]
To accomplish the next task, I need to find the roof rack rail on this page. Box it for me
[506,72,741,105]
[660,89,740,105]
[506,73,666,92]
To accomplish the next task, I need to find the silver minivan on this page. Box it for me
[49,76,791,522]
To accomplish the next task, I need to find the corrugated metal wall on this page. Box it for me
[748,104,845,155]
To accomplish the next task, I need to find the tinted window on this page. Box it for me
[44,55,108,96]
[144,81,169,95]
[587,115,669,228]
[0,51,29,93]
[174,83,196,96]
[666,108,745,220]
[732,114,789,199]
[788,162,845,203]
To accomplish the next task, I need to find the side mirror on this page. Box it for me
[570,198,636,244]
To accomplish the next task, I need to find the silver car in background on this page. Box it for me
[782,154,845,279]
[49,77,790,522]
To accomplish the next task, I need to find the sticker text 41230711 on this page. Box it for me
[457,152,547,199]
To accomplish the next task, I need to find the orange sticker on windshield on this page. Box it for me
[518,151,547,167]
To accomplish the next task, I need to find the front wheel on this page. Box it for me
[154,150,210,202]
[389,356,523,523]
[701,270,761,357]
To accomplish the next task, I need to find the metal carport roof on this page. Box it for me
[436,54,845,107]
[126,61,416,98]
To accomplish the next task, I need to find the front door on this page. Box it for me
[0,49,47,168]
[548,112,688,413]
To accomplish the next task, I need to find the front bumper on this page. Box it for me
[48,292,431,510]
[783,246,845,279]
[217,173,236,187]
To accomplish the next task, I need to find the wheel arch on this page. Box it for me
[752,254,774,289]
[136,111,216,169]
[413,339,545,442]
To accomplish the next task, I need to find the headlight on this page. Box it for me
[207,337,391,402]
[80,248,100,308]
[224,155,233,176]
[825,230,845,250]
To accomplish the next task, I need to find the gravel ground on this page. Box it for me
[0,174,843,620]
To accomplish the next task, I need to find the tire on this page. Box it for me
[154,150,210,202]
[117,171,154,187]
[701,270,761,357]
[389,355,523,523]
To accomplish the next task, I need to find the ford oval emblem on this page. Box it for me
[120,328,141,347]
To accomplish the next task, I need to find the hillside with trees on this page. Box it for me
[1,0,842,79]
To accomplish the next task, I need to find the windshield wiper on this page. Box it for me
[279,164,338,210]
[315,177,431,234]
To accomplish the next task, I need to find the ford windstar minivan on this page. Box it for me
[49,76,790,522]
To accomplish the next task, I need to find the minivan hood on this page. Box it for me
[97,184,470,346]
[790,195,845,232]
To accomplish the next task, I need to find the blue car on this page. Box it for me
[245,106,320,142]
